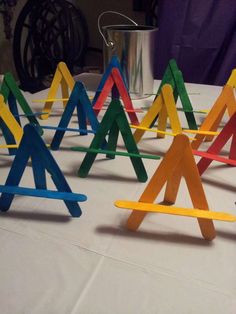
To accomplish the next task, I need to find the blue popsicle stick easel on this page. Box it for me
[50,81,100,150]
[0,124,86,217]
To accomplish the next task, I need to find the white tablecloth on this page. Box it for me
[0,79,235,314]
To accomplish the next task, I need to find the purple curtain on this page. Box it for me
[155,0,236,85]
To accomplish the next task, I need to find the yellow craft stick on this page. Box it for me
[131,124,196,141]
[0,144,19,149]
[32,98,70,103]
[157,84,182,138]
[131,124,177,136]
[0,95,23,144]
[115,200,236,222]
[226,69,236,88]
[126,134,216,240]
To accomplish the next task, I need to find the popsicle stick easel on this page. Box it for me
[0,124,86,217]
[92,55,139,125]
[115,134,216,240]
[133,84,182,143]
[40,62,75,119]
[191,85,236,150]
[50,81,100,150]
[72,99,160,182]
[194,112,236,175]
[154,59,198,130]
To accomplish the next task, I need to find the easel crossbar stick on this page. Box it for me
[71,146,161,160]
[0,185,87,202]
[115,200,236,222]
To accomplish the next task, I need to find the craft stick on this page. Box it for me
[71,146,161,160]
[0,185,87,202]
[115,200,236,222]
[226,69,236,88]
[0,144,19,149]
[193,150,236,166]
[183,129,219,136]
[33,98,70,102]
[131,124,177,136]
[42,126,95,133]
[0,95,23,143]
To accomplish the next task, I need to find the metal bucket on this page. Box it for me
[98,11,158,99]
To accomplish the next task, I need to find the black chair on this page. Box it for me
[13,0,88,92]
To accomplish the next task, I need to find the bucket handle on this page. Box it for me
[98,11,138,48]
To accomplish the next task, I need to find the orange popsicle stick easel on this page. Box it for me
[115,134,216,240]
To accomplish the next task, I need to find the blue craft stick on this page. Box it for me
[13,112,46,117]
[0,124,84,217]
[0,185,87,202]
[42,125,95,134]
[31,145,47,189]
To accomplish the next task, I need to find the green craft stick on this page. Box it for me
[71,146,160,160]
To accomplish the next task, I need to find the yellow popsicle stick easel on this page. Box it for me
[226,69,236,88]
[133,84,182,143]
[115,134,216,240]
[39,62,75,120]
[191,85,236,149]
[0,94,23,148]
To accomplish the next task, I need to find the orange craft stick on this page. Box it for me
[125,134,216,240]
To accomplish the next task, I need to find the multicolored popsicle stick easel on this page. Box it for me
[0,124,86,217]
[92,55,139,125]
[191,85,236,150]
[194,112,236,175]
[115,134,236,240]
[72,99,161,182]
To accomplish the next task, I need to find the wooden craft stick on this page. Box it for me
[115,200,236,222]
